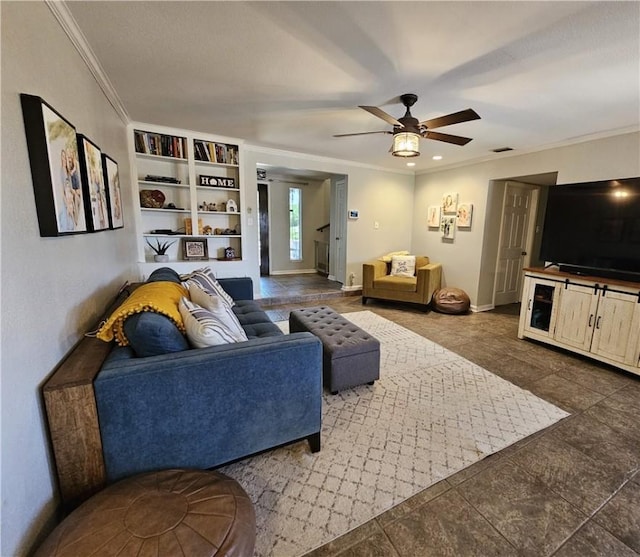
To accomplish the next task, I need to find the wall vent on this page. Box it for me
[491,147,514,153]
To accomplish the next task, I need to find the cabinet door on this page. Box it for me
[521,278,560,338]
[554,284,599,351]
[591,290,640,365]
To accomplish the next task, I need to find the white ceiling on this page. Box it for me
[66,1,640,172]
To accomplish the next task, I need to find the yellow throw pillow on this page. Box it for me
[379,250,410,263]
[97,281,188,346]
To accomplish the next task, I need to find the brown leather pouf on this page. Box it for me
[431,287,471,314]
[35,469,256,557]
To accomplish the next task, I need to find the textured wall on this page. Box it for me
[1,3,136,554]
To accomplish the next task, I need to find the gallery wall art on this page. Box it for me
[440,215,456,239]
[78,135,110,232]
[21,93,122,237]
[21,94,87,236]
[457,203,473,228]
[442,192,458,215]
[102,154,123,229]
[427,205,441,228]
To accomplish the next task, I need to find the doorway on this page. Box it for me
[255,165,347,285]
[258,183,269,276]
[493,182,539,306]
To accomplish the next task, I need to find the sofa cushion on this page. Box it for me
[373,275,418,292]
[182,267,235,307]
[390,255,416,277]
[232,301,283,339]
[179,298,247,348]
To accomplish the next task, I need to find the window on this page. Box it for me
[289,187,302,261]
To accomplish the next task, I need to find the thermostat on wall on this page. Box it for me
[348,210,359,219]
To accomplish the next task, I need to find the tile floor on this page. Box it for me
[258,274,640,557]
[258,274,347,306]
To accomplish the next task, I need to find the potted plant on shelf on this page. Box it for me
[146,238,176,262]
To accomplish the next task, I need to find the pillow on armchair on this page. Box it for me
[390,255,416,277]
[379,250,410,263]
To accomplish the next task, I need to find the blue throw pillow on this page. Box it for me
[123,311,189,357]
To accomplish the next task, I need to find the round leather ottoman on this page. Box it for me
[35,469,256,557]
[432,287,471,314]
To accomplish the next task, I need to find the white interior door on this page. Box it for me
[330,177,347,284]
[494,182,538,306]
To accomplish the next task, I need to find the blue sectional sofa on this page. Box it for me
[43,269,323,507]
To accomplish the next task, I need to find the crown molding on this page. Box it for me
[245,144,414,176]
[46,0,129,124]
[416,125,640,176]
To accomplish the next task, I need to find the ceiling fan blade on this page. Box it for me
[420,108,480,130]
[359,105,402,127]
[333,131,392,138]
[423,131,473,146]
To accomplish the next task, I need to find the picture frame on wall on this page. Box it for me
[440,215,456,239]
[427,205,441,228]
[102,154,124,229]
[20,94,87,236]
[442,192,458,215]
[77,135,110,232]
[182,237,209,260]
[457,203,473,228]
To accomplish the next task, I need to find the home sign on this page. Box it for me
[199,175,236,188]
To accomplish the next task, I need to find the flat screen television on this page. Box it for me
[539,177,640,283]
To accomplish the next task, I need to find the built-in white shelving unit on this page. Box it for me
[128,123,245,277]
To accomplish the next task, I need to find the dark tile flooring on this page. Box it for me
[258,275,640,557]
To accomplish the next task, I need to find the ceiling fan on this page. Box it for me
[334,94,480,157]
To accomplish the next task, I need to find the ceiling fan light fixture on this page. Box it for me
[392,132,420,157]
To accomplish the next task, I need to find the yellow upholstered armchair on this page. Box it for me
[362,254,442,309]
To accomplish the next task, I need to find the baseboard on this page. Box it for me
[472,304,495,313]
[342,284,362,292]
[269,269,317,276]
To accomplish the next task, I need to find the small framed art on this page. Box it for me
[20,94,87,236]
[427,205,441,228]
[102,154,124,229]
[442,192,458,215]
[182,237,209,260]
[78,134,110,232]
[441,216,456,239]
[457,203,473,228]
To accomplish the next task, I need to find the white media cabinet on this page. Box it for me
[518,268,640,376]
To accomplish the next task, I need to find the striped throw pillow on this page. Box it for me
[179,298,247,348]
[181,267,235,308]
[188,283,247,341]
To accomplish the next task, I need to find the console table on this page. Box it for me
[518,268,640,376]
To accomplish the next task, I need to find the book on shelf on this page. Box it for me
[194,139,239,165]
[134,130,186,158]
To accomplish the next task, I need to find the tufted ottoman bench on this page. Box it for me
[289,306,380,394]
[34,469,256,557]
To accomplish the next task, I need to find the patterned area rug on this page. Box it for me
[220,311,569,557]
